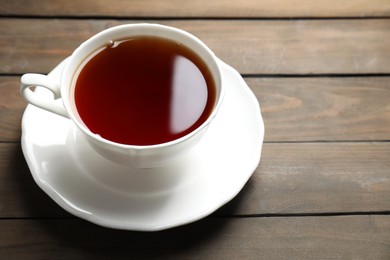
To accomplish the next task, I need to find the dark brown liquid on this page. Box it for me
[74,36,216,145]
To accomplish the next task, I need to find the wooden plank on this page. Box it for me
[3,76,390,142]
[222,142,390,215]
[0,216,389,259]
[1,19,390,75]
[2,0,390,18]
[1,142,389,218]
[0,143,69,217]
[0,77,24,142]
[250,77,390,142]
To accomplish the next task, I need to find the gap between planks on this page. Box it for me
[1,15,390,20]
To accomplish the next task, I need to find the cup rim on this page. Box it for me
[61,23,224,150]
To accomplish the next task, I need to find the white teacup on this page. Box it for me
[20,24,224,168]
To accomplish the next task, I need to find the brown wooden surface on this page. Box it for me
[0,216,389,259]
[1,0,389,259]
[3,19,390,75]
[2,0,390,18]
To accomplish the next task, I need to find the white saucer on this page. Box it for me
[21,58,264,231]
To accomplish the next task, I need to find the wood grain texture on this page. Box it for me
[250,77,390,142]
[0,216,389,259]
[0,77,24,141]
[2,0,390,17]
[3,76,390,142]
[2,0,390,258]
[0,143,69,218]
[225,142,390,215]
[2,142,389,218]
[2,19,390,74]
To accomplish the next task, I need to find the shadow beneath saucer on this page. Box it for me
[5,143,70,218]
[34,214,233,258]
[33,179,254,258]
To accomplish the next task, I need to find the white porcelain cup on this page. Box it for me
[20,24,224,168]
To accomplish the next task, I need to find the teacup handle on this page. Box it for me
[20,73,68,118]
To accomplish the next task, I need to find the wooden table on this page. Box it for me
[1,1,390,258]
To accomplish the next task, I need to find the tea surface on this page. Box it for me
[74,36,215,145]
